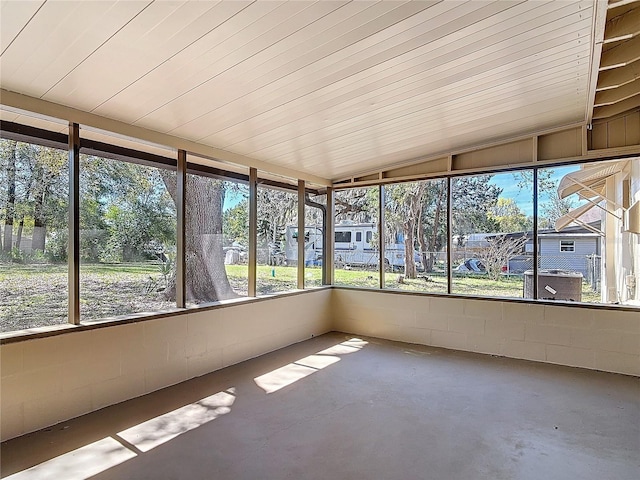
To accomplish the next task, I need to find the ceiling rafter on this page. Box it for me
[603,4,640,42]
[589,0,640,123]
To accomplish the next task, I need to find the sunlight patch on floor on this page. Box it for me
[117,389,236,452]
[254,338,368,394]
[4,437,136,480]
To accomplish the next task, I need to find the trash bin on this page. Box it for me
[523,269,583,301]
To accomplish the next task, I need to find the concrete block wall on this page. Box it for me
[2,287,639,442]
[332,289,640,377]
[0,289,332,441]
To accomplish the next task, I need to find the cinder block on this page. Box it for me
[569,328,595,350]
[546,345,594,369]
[186,334,208,358]
[619,333,640,356]
[384,306,416,328]
[91,372,146,410]
[187,349,223,379]
[466,334,503,356]
[338,317,373,338]
[120,341,147,375]
[1,365,63,407]
[463,299,502,319]
[143,316,187,346]
[0,402,23,441]
[22,386,92,436]
[543,305,594,328]
[387,326,428,346]
[91,324,143,362]
[390,293,428,314]
[167,336,187,364]
[0,343,23,377]
[222,341,254,368]
[142,338,168,368]
[448,315,485,335]
[21,335,71,372]
[525,323,572,346]
[62,360,120,392]
[430,297,464,316]
[346,306,386,333]
[503,302,544,324]
[243,303,277,336]
[595,351,640,376]
[590,330,623,352]
[255,332,285,356]
[187,311,217,338]
[503,340,546,362]
[484,317,525,341]
[595,310,640,333]
[220,309,258,346]
[145,359,187,394]
[431,330,467,350]
[364,292,394,310]
[416,311,448,331]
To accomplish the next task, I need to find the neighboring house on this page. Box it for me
[555,159,640,305]
[538,223,601,278]
[488,222,601,277]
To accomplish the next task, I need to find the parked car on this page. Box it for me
[454,258,486,273]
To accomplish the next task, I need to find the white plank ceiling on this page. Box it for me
[1,0,599,181]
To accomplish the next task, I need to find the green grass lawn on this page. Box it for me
[1,262,601,332]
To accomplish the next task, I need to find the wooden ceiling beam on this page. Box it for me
[608,0,640,13]
[594,77,640,106]
[604,4,640,43]
[599,35,640,70]
[592,93,640,118]
[596,61,640,90]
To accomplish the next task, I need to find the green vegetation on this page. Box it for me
[1,263,600,332]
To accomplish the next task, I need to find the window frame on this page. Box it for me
[335,231,352,243]
[2,117,639,340]
[560,240,575,252]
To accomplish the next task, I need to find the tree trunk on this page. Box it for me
[404,219,417,278]
[402,184,425,279]
[3,140,17,253]
[272,215,276,243]
[426,184,445,272]
[32,166,47,253]
[16,217,24,249]
[416,203,429,273]
[162,173,236,303]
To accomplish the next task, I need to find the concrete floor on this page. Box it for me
[1,332,639,480]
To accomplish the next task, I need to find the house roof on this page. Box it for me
[490,221,603,241]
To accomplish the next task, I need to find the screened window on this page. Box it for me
[384,179,449,293]
[451,172,532,299]
[335,231,351,243]
[79,155,176,321]
[257,183,297,295]
[305,192,325,287]
[334,187,379,288]
[185,173,248,305]
[560,241,575,252]
[1,140,69,331]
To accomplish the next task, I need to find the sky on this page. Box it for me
[222,166,583,216]
[488,165,580,217]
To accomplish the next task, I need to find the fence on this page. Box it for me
[586,254,602,292]
[452,252,602,289]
